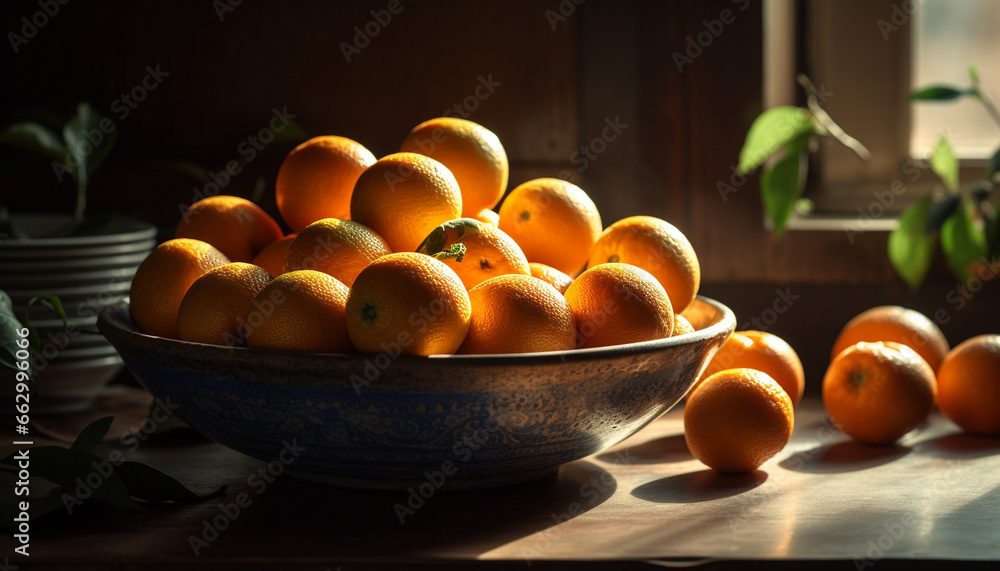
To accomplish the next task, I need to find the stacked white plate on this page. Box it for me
[0,214,156,413]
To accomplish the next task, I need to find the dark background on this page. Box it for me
[2,0,997,392]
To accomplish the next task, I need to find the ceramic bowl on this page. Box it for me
[98,296,735,489]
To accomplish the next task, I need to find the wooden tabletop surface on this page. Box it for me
[3,386,999,569]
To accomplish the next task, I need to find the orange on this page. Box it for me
[936,334,1000,435]
[564,263,673,349]
[175,195,283,262]
[474,208,500,226]
[823,341,937,445]
[415,218,529,290]
[244,270,353,354]
[250,233,296,277]
[672,315,695,337]
[345,252,471,355]
[529,262,573,295]
[400,117,508,217]
[129,239,230,339]
[697,330,805,405]
[275,135,376,231]
[497,178,602,276]
[459,274,576,354]
[684,368,794,473]
[177,263,273,346]
[350,152,462,252]
[831,305,949,371]
[587,216,700,313]
[283,218,391,287]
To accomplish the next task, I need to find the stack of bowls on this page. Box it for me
[0,214,156,413]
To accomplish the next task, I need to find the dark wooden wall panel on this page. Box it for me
[0,0,914,284]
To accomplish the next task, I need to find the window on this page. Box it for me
[765,0,998,228]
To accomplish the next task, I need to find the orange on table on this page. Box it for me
[345,252,471,356]
[936,334,1000,435]
[830,305,949,371]
[823,341,937,445]
[459,274,575,354]
[697,330,805,405]
[130,238,230,339]
[350,152,462,252]
[564,263,673,349]
[400,117,508,217]
[497,178,602,277]
[275,135,376,231]
[587,215,700,313]
[177,263,273,346]
[415,218,529,290]
[244,270,353,354]
[529,262,573,295]
[684,368,794,473]
[474,208,500,226]
[175,195,283,262]
[250,233,296,277]
[672,314,695,337]
[284,218,391,287]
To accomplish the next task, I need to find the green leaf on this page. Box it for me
[0,290,28,370]
[737,106,814,175]
[969,66,981,87]
[987,145,1000,181]
[63,103,117,220]
[70,416,114,453]
[931,136,959,192]
[415,218,481,258]
[925,194,960,233]
[760,139,807,236]
[0,121,68,163]
[888,194,937,289]
[28,294,69,322]
[909,85,970,101]
[116,461,225,504]
[941,199,987,283]
[0,446,137,508]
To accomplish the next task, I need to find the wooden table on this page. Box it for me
[3,387,999,569]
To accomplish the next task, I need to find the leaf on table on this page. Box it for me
[941,199,987,284]
[888,194,936,289]
[737,106,814,175]
[116,461,225,504]
[909,85,970,102]
[70,416,114,453]
[931,136,958,192]
[760,138,807,236]
[0,446,137,508]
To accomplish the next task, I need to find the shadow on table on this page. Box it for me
[596,433,693,465]
[779,440,910,474]
[200,458,619,560]
[631,469,767,504]
[913,431,1000,459]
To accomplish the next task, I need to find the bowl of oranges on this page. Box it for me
[98,117,735,489]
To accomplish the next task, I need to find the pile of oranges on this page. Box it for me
[683,305,1000,474]
[127,116,999,476]
[129,117,702,359]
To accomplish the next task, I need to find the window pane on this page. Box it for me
[911,0,1000,158]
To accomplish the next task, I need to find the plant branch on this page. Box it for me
[973,88,1000,132]
[797,74,871,161]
